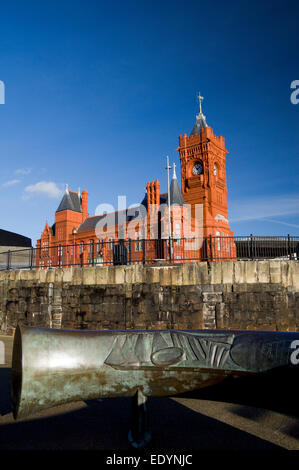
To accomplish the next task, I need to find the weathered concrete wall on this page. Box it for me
[0,260,299,334]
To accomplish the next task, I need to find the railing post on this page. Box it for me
[92,240,95,266]
[30,248,34,269]
[7,250,11,270]
[142,239,146,265]
[209,235,213,261]
[287,234,291,260]
[58,245,61,268]
[250,234,254,260]
[168,236,172,264]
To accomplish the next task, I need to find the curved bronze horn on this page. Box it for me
[11,325,299,420]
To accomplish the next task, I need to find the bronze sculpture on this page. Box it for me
[11,325,299,447]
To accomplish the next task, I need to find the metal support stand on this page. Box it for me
[128,389,151,449]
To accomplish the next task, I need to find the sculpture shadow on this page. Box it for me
[0,395,285,450]
[0,368,12,416]
[177,366,299,442]
[179,366,299,418]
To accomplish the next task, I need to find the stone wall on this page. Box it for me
[0,260,299,334]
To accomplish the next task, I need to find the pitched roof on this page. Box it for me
[0,229,32,247]
[56,190,82,213]
[77,207,145,233]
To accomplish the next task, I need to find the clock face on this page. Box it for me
[192,162,203,175]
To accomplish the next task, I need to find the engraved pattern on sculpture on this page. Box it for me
[104,331,237,370]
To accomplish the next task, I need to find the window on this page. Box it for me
[216,231,221,251]
[175,223,181,245]
[222,233,228,251]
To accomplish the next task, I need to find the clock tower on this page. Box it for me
[177,93,235,240]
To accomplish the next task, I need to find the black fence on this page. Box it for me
[0,235,298,271]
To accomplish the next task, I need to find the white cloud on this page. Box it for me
[229,194,299,222]
[15,168,31,176]
[2,179,21,187]
[23,181,63,199]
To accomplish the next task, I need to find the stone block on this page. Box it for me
[209,262,222,284]
[95,266,109,285]
[124,265,134,285]
[181,263,197,285]
[46,269,55,283]
[160,267,172,286]
[19,270,37,282]
[62,268,73,283]
[290,262,299,290]
[170,266,183,286]
[197,262,209,284]
[234,261,246,284]
[144,267,159,284]
[280,261,290,288]
[81,267,96,285]
[269,260,282,283]
[132,265,144,284]
[245,261,258,284]
[203,303,216,328]
[54,270,64,283]
[114,266,125,284]
[39,269,48,284]
[221,261,234,284]
[257,261,270,283]
[202,292,223,303]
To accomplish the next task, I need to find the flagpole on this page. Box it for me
[166,156,172,263]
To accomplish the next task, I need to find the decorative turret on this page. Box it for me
[169,163,185,206]
[56,184,82,213]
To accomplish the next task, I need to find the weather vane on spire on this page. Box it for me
[173,162,177,179]
[197,92,204,114]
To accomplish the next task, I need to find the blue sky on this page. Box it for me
[0,0,298,244]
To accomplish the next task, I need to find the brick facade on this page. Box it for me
[37,99,236,266]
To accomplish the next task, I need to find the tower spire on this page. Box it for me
[190,91,207,136]
[172,162,177,179]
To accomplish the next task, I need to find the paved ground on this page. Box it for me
[0,335,298,451]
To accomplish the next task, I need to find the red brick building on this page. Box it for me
[37,95,235,266]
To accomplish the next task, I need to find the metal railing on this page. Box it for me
[0,235,298,271]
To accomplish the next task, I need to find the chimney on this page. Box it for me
[146,182,151,211]
[154,180,160,206]
[81,190,88,220]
